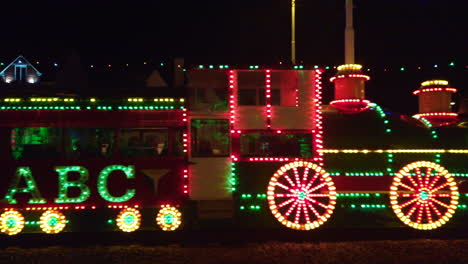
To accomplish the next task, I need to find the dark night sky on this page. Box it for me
[0,0,466,113]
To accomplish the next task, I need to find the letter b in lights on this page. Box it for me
[55,166,91,203]
[97,165,136,202]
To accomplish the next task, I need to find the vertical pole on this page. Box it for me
[291,0,296,65]
[345,0,355,64]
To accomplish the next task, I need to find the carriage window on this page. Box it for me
[188,70,229,111]
[238,89,280,106]
[11,127,61,159]
[240,133,312,157]
[64,128,114,158]
[191,119,230,157]
[119,128,168,157]
[238,89,258,105]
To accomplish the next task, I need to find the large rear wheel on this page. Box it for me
[267,161,337,230]
[390,161,459,230]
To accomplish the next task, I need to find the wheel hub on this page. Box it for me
[419,190,430,201]
[297,191,307,200]
[6,217,16,228]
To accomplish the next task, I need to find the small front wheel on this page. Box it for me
[156,205,182,231]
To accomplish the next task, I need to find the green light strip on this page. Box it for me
[4,167,46,204]
[368,103,395,173]
[453,173,468,177]
[239,205,262,210]
[25,220,71,225]
[414,116,433,129]
[336,193,381,197]
[240,193,267,199]
[230,163,238,192]
[350,204,387,209]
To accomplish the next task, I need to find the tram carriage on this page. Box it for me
[0,57,466,235]
[0,95,188,234]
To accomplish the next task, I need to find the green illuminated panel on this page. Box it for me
[4,167,46,204]
[55,166,91,203]
[97,165,135,202]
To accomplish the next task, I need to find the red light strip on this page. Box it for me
[229,70,237,126]
[183,132,188,153]
[183,169,189,194]
[295,87,299,107]
[330,99,371,104]
[25,206,94,211]
[182,106,189,196]
[329,74,370,82]
[25,206,70,211]
[329,99,371,112]
[230,129,311,134]
[413,88,457,95]
[247,157,301,162]
[413,112,458,118]
[265,70,272,129]
[107,205,140,209]
[182,108,187,122]
[313,69,324,166]
[229,70,240,162]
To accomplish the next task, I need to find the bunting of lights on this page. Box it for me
[5,60,463,71]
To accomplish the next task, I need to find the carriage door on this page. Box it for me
[189,119,233,219]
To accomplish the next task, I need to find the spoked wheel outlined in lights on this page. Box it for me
[390,161,459,230]
[267,161,337,230]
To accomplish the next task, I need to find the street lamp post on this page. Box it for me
[291,0,296,65]
[345,0,355,64]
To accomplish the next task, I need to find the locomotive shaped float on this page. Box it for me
[0,55,465,235]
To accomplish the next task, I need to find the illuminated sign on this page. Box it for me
[4,165,136,204]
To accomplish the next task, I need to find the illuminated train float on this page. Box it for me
[0,57,466,235]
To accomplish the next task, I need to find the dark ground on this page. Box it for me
[1,229,468,263]
[1,239,468,264]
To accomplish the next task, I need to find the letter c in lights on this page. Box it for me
[97,165,136,202]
